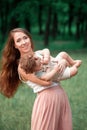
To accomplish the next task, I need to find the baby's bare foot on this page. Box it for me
[74,60,82,67]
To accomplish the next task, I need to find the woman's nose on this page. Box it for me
[20,40,26,46]
[22,39,26,44]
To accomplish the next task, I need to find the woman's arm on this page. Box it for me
[18,65,51,86]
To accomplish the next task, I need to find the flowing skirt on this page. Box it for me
[31,85,72,130]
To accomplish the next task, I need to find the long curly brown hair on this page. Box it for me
[0,28,34,98]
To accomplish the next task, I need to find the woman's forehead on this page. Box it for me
[13,32,27,39]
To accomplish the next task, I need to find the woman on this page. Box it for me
[0,28,72,130]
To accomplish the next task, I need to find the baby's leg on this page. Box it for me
[69,66,78,77]
[57,66,78,81]
[73,60,82,67]
[57,67,71,81]
[57,51,82,67]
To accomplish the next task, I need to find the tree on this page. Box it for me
[44,5,52,46]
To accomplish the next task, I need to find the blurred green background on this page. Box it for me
[0,0,87,49]
[0,0,87,130]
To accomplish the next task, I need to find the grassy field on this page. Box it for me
[0,51,87,130]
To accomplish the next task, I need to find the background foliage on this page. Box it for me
[0,0,87,48]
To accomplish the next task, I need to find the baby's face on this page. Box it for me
[34,57,43,71]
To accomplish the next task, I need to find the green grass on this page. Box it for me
[61,52,87,130]
[0,51,87,130]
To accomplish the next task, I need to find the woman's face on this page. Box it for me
[13,32,32,54]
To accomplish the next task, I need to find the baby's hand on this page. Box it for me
[42,57,50,64]
[53,64,60,71]
[54,61,65,74]
[44,57,49,64]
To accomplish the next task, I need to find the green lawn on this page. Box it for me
[0,51,87,130]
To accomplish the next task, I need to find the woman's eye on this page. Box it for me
[17,39,21,42]
[23,36,28,39]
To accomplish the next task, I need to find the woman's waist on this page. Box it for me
[26,81,59,92]
[33,82,59,93]
[37,83,62,95]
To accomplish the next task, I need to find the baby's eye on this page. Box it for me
[34,57,38,60]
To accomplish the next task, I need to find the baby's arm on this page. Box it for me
[40,59,67,81]
[18,65,51,86]
[36,48,50,64]
[40,65,59,81]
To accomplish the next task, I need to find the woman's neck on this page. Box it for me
[20,49,34,58]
